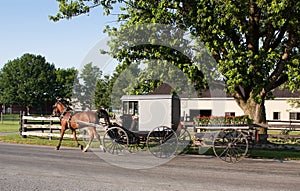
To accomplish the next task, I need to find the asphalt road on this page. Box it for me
[0,142,299,191]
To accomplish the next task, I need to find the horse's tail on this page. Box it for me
[97,109,111,127]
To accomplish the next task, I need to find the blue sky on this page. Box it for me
[0,0,118,69]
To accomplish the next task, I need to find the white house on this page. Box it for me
[180,89,300,122]
[142,83,300,124]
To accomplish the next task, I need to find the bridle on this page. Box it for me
[53,100,72,120]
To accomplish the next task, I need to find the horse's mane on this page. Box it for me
[57,98,73,111]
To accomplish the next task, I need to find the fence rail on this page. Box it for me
[20,115,63,139]
[19,115,97,140]
[267,120,300,131]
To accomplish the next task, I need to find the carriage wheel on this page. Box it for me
[147,126,178,158]
[176,128,192,155]
[103,127,129,155]
[213,129,248,163]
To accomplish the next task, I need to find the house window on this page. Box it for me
[225,112,235,117]
[273,112,280,120]
[289,112,300,120]
[189,109,212,121]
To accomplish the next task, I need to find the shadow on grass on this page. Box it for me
[0,134,84,148]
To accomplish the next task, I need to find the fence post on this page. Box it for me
[19,111,22,135]
[20,111,27,138]
[49,120,53,140]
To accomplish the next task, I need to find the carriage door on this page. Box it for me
[122,101,139,131]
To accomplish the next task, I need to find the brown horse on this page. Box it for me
[52,99,109,152]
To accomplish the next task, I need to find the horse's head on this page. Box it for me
[52,99,69,117]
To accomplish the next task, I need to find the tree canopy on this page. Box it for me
[0,53,57,108]
[55,67,78,99]
[72,62,104,110]
[94,74,111,109]
[0,53,77,112]
[50,0,300,124]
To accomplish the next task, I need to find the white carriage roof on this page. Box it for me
[121,94,176,101]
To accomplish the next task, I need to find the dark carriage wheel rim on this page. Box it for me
[146,126,178,158]
[213,130,249,163]
[103,127,129,155]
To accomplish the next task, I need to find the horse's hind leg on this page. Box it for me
[83,127,94,152]
[93,127,105,152]
[72,129,83,150]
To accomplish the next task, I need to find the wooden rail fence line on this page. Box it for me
[19,115,87,140]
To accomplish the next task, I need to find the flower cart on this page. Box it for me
[193,115,255,163]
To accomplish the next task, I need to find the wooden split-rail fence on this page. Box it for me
[19,114,84,140]
[266,120,300,142]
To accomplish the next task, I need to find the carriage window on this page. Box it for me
[123,101,138,115]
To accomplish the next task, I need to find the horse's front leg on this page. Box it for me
[72,129,83,150]
[56,125,66,150]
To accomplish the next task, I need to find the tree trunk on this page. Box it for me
[242,98,266,123]
[236,97,268,143]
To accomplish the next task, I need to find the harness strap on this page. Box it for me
[59,107,73,128]
[60,107,68,119]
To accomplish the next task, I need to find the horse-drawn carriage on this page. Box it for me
[103,94,187,158]
[52,95,254,163]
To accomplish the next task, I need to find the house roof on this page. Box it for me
[198,88,300,98]
[148,83,300,98]
[271,88,300,98]
[148,83,173,95]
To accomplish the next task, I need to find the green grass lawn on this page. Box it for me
[0,134,85,148]
[248,148,300,161]
[0,120,96,149]
[268,130,300,136]
[187,146,300,161]
[0,121,20,132]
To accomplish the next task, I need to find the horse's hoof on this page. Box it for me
[83,149,88,152]
[79,145,84,150]
[55,146,60,150]
[100,146,106,153]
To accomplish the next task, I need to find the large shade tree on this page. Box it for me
[0,53,57,111]
[50,0,300,127]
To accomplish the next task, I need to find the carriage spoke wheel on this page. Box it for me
[176,128,192,155]
[103,127,129,155]
[213,129,248,163]
[147,126,178,158]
